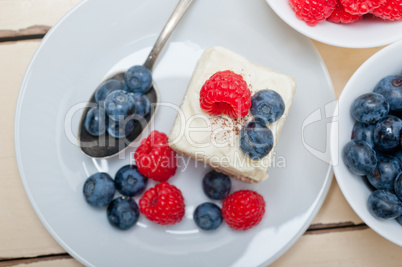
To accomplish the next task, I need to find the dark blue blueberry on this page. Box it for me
[351,122,375,148]
[104,90,136,121]
[367,190,402,219]
[393,150,402,164]
[133,93,151,118]
[193,202,223,231]
[240,121,274,160]
[94,79,127,104]
[394,172,402,201]
[107,119,135,138]
[342,140,377,176]
[350,93,389,124]
[124,65,152,94]
[115,165,148,197]
[202,170,231,200]
[397,215,402,225]
[83,172,115,207]
[374,75,402,112]
[250,90,285,124]
[84,106,107,136]
[373,115,402,153]
[367,155,401,191]
[107,197,139,230]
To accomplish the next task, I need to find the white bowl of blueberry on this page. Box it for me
[331,40,402,246]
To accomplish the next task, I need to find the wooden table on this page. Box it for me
[1,1,401,266]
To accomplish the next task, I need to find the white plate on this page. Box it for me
[266,0,402,48]
[15,0,335,266]
[331,40,402,246]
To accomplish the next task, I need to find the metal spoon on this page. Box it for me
[78,0,195,158]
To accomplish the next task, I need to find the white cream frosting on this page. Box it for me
[169,47,296,182]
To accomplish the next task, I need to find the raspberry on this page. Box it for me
[134,131,177,182]
[222,190,265,231]
[199,70,251,119]
[340,0,385,15]
[328,0,363,23]
[371,0,402,21]
[289,0,337,26]
[139,182,185,225]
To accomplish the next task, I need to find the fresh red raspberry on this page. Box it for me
[328,0,363,23]
[222,190,265,231]
[139,182,185,225]
[199,70,251,119]
[289,0,337,26]
[371,0,402,21]
[134,131,177,182]
[340,0,385,15]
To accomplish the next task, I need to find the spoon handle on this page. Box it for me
[143,0,195,71]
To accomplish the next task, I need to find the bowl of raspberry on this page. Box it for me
[266,0,402,48]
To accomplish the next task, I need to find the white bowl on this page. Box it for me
[331,40,402,246]
[266,0,402,48]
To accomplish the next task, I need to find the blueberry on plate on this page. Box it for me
[107,119,135,138]
[202,170,231,200]
[84,106,107,136]
[115,165,148,197]
[193,202,223,231]
[373,115,402,153]
[94,79,127,104]
[395,172,402,201]
[397,215,402,225]
[104,90,136,121]
[374,75,402,112]
[342,140,377,176]
[133,93,151,118]
[240,121,274,160]
[350,93,389,124]
[250,89,285,124]
[351,121,375,148]
[107,197,140,230]
[124,65,152,94]
[367,154,401,191]
[367,190,402,219]
[83,172,115,207]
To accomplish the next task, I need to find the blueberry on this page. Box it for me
[193,202,223,231]
[124,65,152,94]
[367,155,401,190]
[115,165,148,197]
[107,119,135,138]
[104,90,136,121]
[202,170,231,200]
[393,150,402,164]
[351,122,375,148]
[240,121,274,160]
[350,93,389,124]
[367,190,402,219]
[84,106,107,136]
[107,197,139,230]
[83,172,115,207]
[395,172,402,201]
[133,93,151,118]
[250,89,285,124]
[94,79,127,104]
[374,75,402,112]
[373,115,402,153]
[397,215,402,225]
[342,140,377,176]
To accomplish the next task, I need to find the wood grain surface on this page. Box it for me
[0,0,401,266]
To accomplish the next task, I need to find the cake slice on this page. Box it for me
[168,47,296,183]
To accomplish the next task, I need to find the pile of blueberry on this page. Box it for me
[342,75,402,223]
[83,165,148,230]
[240,90,284,160]
[84,65,152,138]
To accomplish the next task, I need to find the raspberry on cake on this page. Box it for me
[168,47,296,183]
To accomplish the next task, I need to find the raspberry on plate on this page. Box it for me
[134,130,177,182]
[139,182,185,225]
[222,190,265,231]
[289,0,337,26]
[327,0,363,23]
[340,0,385,15]
[371,0,402,21]
[199,70,251,119]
